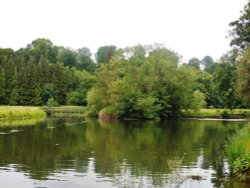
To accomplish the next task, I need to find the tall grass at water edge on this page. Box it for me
[0,106,46,119]
[226,124,250,181]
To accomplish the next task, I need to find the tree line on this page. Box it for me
[0,1,250,119]
[0,39,95,106]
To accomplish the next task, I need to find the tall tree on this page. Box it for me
[229,1,250,48]
[95,45,117,64]
[213,62,239,108]
[0,67,6,104]
[58,47,77,68]
[236,47,250,106]
[29,38,58,63]
[4,60,15,104]
[202,56,216,74]
[76,47,96,72]
[0,48,13,64]
[187,58,201,70]
[88,45,197,119]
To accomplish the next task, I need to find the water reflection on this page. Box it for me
[0,118,248,187]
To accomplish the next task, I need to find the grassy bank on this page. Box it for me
[181,109,250,119]
[0,106,46,120]
[226,124,250,181]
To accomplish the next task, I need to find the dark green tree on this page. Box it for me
[58,47,77,68]
[42,83,58,105]
[49,63,67,105]
[0,48,13,64]
[235,47,250,106]
[4,60,16,104]
[213,62,239,108]
[0,67,6,104]
[229,1,250,48]
[76,47,96,72]
[95,45,117,64]
[9,67,19,105]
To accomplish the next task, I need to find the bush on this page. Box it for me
[134,96,162,119]
[47,97,58,108]
[221,109,231,118]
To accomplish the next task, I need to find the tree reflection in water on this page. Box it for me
[0,118,248,188]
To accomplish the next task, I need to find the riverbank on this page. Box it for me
[1,106,249,120]
[227,124,250,182]
[0,106,46,120]
[181,109,250,119]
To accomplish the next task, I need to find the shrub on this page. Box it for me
[221,110,231,118]
[47,97,58,108]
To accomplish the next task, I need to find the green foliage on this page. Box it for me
[95,45,117,64]
[0,39,97,107]
[227,126,250,179]
[192,51,243,109]
[229,2,250,48]
[236,47,250,107]
[202,56,217,74]
[0,37,247,113]
[47,97,58,108]
[76,47,96,72]
[87,45,197,119]
[190,90,206,109]
[213,61,241,109]
[0,68,5,104]
[220,109,231,118]
[187,57,201,70]
[0,106,46,119]
[233,153,250,174]
[134,96,162,119]
[42,83,58,104]
[0,48,13,64]
[58,47,77,67]
[29,38,58,63]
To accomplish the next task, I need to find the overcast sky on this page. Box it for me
[0,0,247,62]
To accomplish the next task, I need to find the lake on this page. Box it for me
[0,118,249,188]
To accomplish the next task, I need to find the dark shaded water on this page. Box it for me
[0,118,249,188]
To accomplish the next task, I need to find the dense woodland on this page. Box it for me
[0,2,250,119]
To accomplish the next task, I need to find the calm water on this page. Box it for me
[0,118,249,188]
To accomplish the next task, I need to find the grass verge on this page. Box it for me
[0,106,46,120]
[181,109,250,119]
